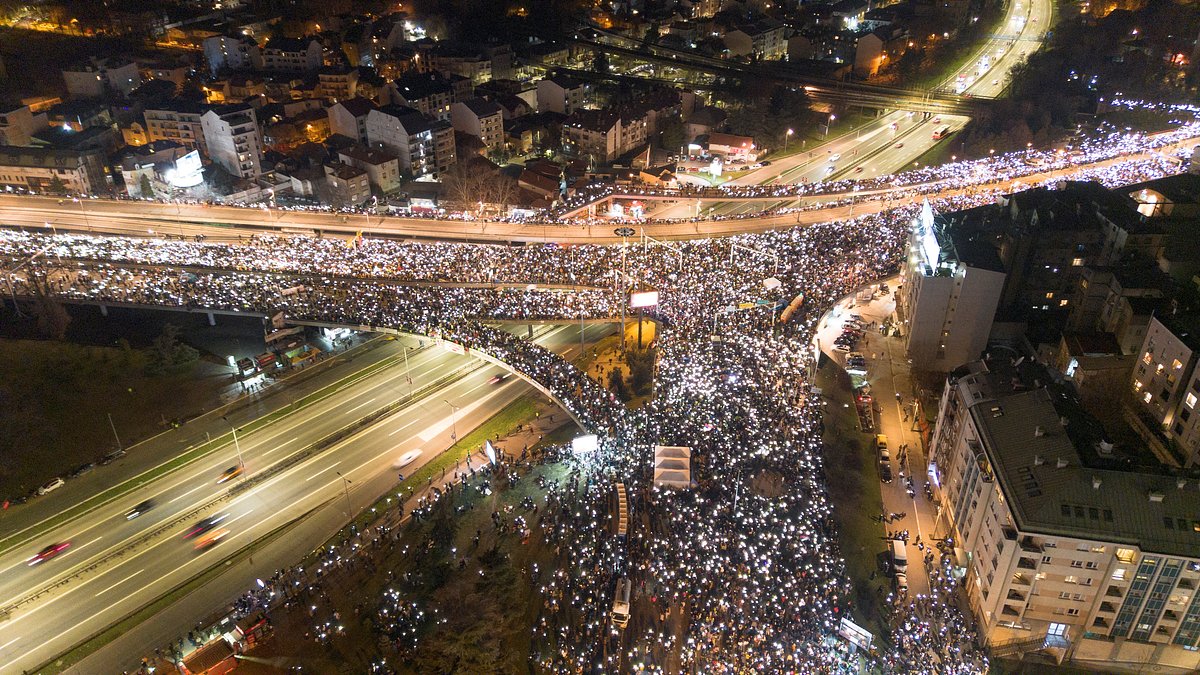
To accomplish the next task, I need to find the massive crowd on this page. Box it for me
[2,184,995,673]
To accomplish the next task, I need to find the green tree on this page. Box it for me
[47,175,67,195]
[138,174,154,198]
[147,323,198,375]
[608,368,631,402]
[658,117,685,151]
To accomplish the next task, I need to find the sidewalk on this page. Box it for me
[814,278,939,601]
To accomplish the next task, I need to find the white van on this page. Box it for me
[891,539,908,574]
[611,577,631,629]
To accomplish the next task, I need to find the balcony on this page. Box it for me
[1007,589,1027,602]
[1018,557,1039,570]
[1012,573,1032,586]
[1019,537,1042,554]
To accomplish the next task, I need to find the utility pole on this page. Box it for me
[335,471,353,519]
[107,412,123,451]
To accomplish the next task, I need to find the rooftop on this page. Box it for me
[335,96,377,118]
[973,387,1200,558]
[391,72,452,101]
[458,98,502,118]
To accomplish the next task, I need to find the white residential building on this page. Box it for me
[450,98,504,151]
[201,105,263,178]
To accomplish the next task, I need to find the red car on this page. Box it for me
[28,541,71,566]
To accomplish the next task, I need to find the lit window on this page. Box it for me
[1059,299,1069,307]
[1157,364,1166,374]
[1046,292,1055,299]
[1144,392,1153,403]
[1187,393,1197,410]
[1144,352,1153,365]
[1174,359,1184,370]
[1116,549,1137,564]
[1113,568,1127,581]
[1072,257,1084,266]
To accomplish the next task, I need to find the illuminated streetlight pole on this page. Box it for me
[784,128,794,153]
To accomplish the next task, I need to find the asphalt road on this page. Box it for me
[0,323,608,673]
[659,0,1054,220]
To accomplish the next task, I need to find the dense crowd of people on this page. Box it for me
[18,107,1193,671]
[2,183,998,674]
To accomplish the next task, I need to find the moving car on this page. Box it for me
[216,464,244,484]
[894,142,904,149]
[488,373,511,385]
[37,478,65,496]
[28,542,71,566]
[194,527,230,551]
[829,153,841,162]
[611,577,632,629]
[392,450,422,469]
[126,499,156,520]
[183,513,228,540]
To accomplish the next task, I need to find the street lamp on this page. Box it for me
[445,399,460,443]
[334,471,353,519]
[221,415,245,478]
[784,128,794,153]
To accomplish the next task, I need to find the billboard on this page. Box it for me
[838,617,874,651]
[167,150,204,188]
[484,440,497,465]
[629,291,659,309]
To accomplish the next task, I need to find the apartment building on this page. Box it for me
[897,201,1007,371]
[143,100,208,156]
[317,67,359,101]
[0,146,107,194]
[337,144,401,194]
[200,105,263,178]
[203,35,261,76]
[328,97,377,144]
[259,37,323,72]
[536,75,587,115]
[365,105,455,177]
[1131,314,1200,467]
[62,58,142,98]
[929,357,1200,671]
[450,98,504,151]
[427,44,493,85]
[380,72,455,121]
[723,17,789,60]
[323,162,370,206]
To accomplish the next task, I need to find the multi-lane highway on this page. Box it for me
[0,322,607,673]
[658,0,1053,219]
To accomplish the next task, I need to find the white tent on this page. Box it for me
[653,445,692,488]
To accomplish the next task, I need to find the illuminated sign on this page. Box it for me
[629,291,659,308]
[918,199,940,267]
[571,434,598,453]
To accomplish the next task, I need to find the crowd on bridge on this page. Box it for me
[2,182,1003,674]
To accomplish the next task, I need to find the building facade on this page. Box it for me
[929,359,1200,671]
[898,201,1007,372]
[200,106,263,178]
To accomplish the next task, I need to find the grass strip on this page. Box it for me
[33,509,312,675]
[815,356,891,639]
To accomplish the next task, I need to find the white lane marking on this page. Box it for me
[264,437,301,457]
[167,483,206,504]
[387,416,424,437]
[305,462,341,482]
[94,568,143,597]
[346,397,376,413]
[0,637,19,652]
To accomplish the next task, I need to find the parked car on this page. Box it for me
[37,478,65,496]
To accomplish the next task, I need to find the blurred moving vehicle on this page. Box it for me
[126,499,156,520]
[392,450,422,469]
[216,464,244,484]
[29,542,71,566]
[194,528,230,551]
[183,514,228,540]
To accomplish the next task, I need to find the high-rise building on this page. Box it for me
[200,105,263,178]
[898,201,1006,371]
[929,356,1200,671]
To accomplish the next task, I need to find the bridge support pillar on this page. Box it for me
[98,304,108,316]
[207,312,216,326]
[527,324,534,339]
